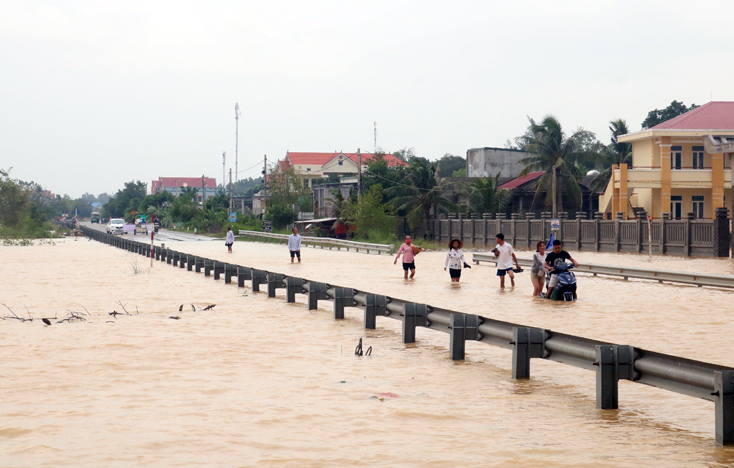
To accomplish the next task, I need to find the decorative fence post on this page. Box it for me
[713,207,730,258]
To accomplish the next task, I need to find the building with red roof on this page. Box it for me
[151,176,217,203]
[600,102,734,219]
[276,151,407,188]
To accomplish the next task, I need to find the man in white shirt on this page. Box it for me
[288,227,302,263]
[493,233,520,288]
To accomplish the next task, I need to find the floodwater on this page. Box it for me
[2,235,734,467]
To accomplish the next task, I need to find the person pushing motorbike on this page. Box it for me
[545,239,578,300]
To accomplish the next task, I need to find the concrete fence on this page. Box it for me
[431,208,731,257]
[81,225,734,445]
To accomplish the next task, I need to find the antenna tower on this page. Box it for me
[235,103,241,183]
[373,121,377,154]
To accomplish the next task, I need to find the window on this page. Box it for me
[671,195,682,219]
[306,168,311,172]
[692,146,704,169]
[671,146,682,169]
[338,161,343,166]
[692,195,704,219]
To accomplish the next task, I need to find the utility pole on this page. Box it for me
[222,152,226,192]
[263,155,268,215]
[228,168,233,215]
[201,175,206,205]
[357,147,362,203]
[235,103,240,183]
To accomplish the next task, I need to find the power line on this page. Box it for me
[366,172,459,193]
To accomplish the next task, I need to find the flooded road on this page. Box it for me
[2,237,734,467]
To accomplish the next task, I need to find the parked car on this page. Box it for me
[106,218,125,235]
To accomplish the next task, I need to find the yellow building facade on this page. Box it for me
[600,102,734,219]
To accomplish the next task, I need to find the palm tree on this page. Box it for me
[516,116,596,216]
[589,119,632,193]
[383,159,456,234]
[459,173,511,216]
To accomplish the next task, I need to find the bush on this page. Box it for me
[265,204,297,229]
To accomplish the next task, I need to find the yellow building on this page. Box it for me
[600,102,734,219]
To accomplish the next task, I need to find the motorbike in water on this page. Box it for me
[542,262,577,301]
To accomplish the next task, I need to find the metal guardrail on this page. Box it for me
[81,225,734,445]
[236,230,395,255]
[471,251,734,289]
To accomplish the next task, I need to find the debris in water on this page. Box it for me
[42,318,51,326]
[191,304,196,311]
[202,304,216,311]
[179,304,183,312]
[169,316,180,320]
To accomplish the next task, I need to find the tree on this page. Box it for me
[436,154,466,178]
[460,173,511,216]
[516,116,597,216]
[588,119,633,193]
[103,181,147,218]
[641,100,699,129]
[341,184,396,241]
[383,158,457,233]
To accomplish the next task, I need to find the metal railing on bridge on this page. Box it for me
[236,230,394,255]
[81,225,734,445]
[471,251,734,289]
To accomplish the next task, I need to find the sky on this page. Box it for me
[2,0,734,198]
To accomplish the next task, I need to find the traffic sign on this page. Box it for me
[262,221,272,232]
[229,212,237,223]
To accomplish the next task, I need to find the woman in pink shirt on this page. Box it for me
[394,235,416,279]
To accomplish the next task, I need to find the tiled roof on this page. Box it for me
[652,101,734,130]
[285,152,407,167]
[152,177,217,189]
[278,160,291,171]
[499,171,544,189]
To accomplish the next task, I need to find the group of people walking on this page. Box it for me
[394,233,578,296]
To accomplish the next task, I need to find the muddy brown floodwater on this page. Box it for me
[2,237,734,467]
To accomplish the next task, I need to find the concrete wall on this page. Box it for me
[466,147,527,179]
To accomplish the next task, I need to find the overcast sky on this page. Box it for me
[2,1,733,198]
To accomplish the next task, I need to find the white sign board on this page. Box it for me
[550,219,561,231]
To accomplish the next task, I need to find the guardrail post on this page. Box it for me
[286,277,304,302]
[179,253,187,268]
[715,370,734,445]
[512,327,546,379]
[364,294,387,329]
[237,267,252,287]
[307,282,328,309]
[213,262,225,280]
[166,249,173,264]
[154,246,161,261]
[267,273,284,297]
[595,345,619,409]
[334,287,356,319]
[187,255,194,271]
[224,263,237,283]
[252,270,267,292]
[195,257,204,273]
[388,244,395,255]
[450,314,480,360]
[402,303,428,344]
[204,259,214,277]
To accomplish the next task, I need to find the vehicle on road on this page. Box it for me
[90,212,100,223]
[106,218,125,235]
[542,262,578,301]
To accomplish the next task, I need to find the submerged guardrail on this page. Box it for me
[82,226,734,445]
[236,230,395,255]
[471,251,734,289]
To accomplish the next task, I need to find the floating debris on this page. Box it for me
[42,318,51,326]
[202,304,216,311]
[169,316,181,320]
